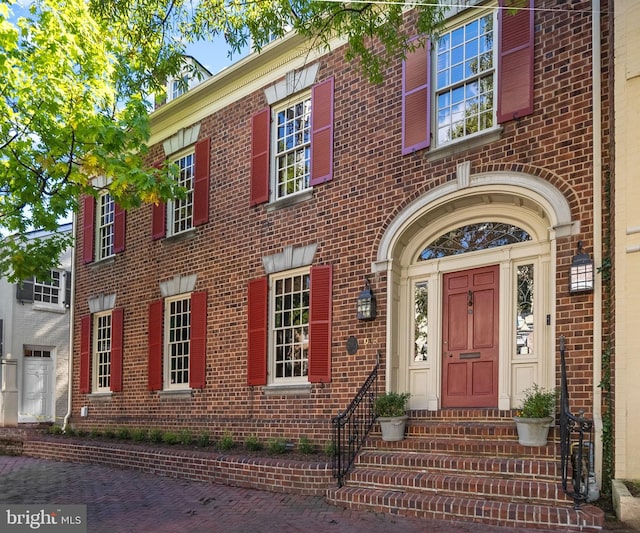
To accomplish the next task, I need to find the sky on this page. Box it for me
[185,37,249,75]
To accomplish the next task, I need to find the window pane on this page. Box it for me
[168,296,191,385]
[516,265,535,355]
[274,97,311,200]
[435,11,495,144]
[33,270,61,304]
[419,223,531,260]
[96,313,112,390]
[170,153,194,235]
[273,272,310,380]
[414,282,428,362]
[98,193,115,260]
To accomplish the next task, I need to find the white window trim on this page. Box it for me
[432,7,498,149]
[270,91,312,203]
[92,310,112,394]
[268,266,311,386]
[163,293,192,391]
[96,191,115,262]
[32,269,65,312]
[167,149,195,237]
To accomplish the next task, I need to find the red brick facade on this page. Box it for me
[72,1,610,449]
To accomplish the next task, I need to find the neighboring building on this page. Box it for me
[155,55,212,108]
[0,224,72,424]
[613,0,640,483]
[72,0,611,527]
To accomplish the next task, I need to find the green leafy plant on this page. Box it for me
[244,435,262,452]
[196,432,210,448]
[161,431,180,445]
[131,428,147,442]
[48,425,64,436]
[267,438,287,455]
[298,436,314,455]
[516,384,556,418]
[218,431,235,451]
[116,427,131,440]
[89,428,102,439]
[177,430,193,446]
[324,440,337,458]
[374,392,411,418]
[149,429,163,443]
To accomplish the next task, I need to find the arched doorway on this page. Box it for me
[375,173,575,410]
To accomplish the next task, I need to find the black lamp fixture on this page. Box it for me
[356,277,377,321]
[569,241,594,294]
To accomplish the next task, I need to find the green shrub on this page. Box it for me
[48,424,64,436]
[149,429,163,443]
[162,431,180,445]
[196,432,210,448]
[218,431,235,451]
[89,428,102,438]
[374,392,411,417]
[116,427,131,440]
[517,384,557,418]
[244,435,262,451]
[177,430,193,446]
[324,440,337,458]
[64,426,76,437]
[298,436,314,455]
[267,437,287,455]
[131,428,148,442]
[103,428,116,439]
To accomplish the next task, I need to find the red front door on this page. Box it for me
[442,265,499,408]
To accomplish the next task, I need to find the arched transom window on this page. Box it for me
[419,222,531,261]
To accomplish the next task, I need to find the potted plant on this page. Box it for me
[374,391,410,441]
[513,384,557,446]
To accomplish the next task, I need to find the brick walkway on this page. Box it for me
[0,456,629,533]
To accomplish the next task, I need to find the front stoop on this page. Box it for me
[326,410,604,531]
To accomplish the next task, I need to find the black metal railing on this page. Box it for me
[331,352,380,486]
[559,335,596,507]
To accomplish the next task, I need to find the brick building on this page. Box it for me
[71,0,610,527]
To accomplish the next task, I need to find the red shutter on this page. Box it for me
[110,307,124,392]
[308,265,332,383]
[310,77,334,185]
[151,202,166,240]
[82,196,95,264]
[250,108,270,206]
[189,291,207,389]
[79,315,91,393]
[193,138,210,226]
[114,204,126,253]
[497,0,534,122]
[247,277,268,386]
[402,40,431,154]
[148,299,163,391]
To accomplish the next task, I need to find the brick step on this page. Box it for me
[326,486,604,531]
[406,408,518,422]
[345,468,570,505]
[402,419,527,439]
[368,435,560,458]
[355,450,561,480]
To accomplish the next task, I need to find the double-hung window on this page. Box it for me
[79,308,124,394]
[250,77,334,206]
[273,96,312,200]
[93,311,112,392]
[17,269,70,311]
[97,192,115,261]
[247,265,332,386]
[168,152,195,236]
[151,138,210,240]
[147,291,207,391]
[33,270,61,305]
[435,12,495,145]
[402,0,534,154]
[82,191,125,264]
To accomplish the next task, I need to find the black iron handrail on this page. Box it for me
[559,335,596,507]
[331,351,380,486]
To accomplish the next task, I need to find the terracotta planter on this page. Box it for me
[513,416,553,446]
[378,415,408,441]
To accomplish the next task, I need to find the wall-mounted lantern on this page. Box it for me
[356,278,377,321]
[569,241,594,294]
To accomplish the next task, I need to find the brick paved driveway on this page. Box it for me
[0,456,626,533]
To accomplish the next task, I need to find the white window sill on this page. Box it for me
[91,256,116,269]
[32,302,66,314]
[88,392,113,401]
[263,383,312,396]
[158,389,193,399]
[265,189,313,212]
[164,228,197,243]
[426,126,504,162]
